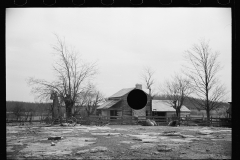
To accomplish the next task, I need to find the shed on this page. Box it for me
[152,100,191,117]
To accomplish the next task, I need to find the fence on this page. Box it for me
[6,115,231,127]
[180,116,231,127]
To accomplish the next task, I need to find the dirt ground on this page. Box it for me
[6,124,231,159]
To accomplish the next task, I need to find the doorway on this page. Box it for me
[110,110,117,119]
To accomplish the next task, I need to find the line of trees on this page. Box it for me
[141,39,228,122]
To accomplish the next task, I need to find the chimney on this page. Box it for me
[135,84,142,90]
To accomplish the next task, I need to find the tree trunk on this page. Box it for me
[149,99,152,117]
[66,103,73,118]
[51,105,54,120]
[206,109,210,126]
[179,110,181,126]
[175,107,180,126]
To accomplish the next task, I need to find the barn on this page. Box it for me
[96,84,151,120]
[152,100,191,117]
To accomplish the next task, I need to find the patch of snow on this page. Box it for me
[19,137,96,158]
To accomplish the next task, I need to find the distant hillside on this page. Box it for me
[154,95,229,111]
[6,101,51,113]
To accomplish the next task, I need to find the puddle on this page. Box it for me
[19,137,96,158]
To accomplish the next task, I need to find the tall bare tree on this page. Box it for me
[160,74,192,119]
[183,40,227,121]
[141,67,156,116]
[74,84,104,117]
[28,35,98,118]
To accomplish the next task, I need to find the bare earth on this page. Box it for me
[6,124,231,159]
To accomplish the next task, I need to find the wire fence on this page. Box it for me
[6,114,231,127]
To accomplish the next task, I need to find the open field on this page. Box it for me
[7,124,231,159]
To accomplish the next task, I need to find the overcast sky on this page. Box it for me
[6,8,231,102]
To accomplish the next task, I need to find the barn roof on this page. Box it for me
[109,88,134,98]
[96,99,121,110]
[152,100,191,112]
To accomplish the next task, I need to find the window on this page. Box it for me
[110,110,117,119]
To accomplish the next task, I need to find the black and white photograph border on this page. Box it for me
[6,3,232,160]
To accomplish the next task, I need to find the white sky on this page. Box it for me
[6,8,231,102]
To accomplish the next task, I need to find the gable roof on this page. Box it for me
[96,99,121,110]
[152,100,191,112]
[109,88,134,98]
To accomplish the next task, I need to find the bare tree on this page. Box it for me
[12,102,24,121]
[160,74,192,120]
[141,67,156,116]
[28,34,98,118]
[74,84,104,117]
[183,40,227,121]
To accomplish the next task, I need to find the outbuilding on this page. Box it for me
[152,100,191,117]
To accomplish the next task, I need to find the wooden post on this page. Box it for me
[186,115,188,126]
[210,116,212,125]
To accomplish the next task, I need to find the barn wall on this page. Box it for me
[101,110,108,117]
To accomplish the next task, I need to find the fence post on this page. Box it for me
[210,116,212,126]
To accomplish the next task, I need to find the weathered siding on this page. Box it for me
[102,110,108,116]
